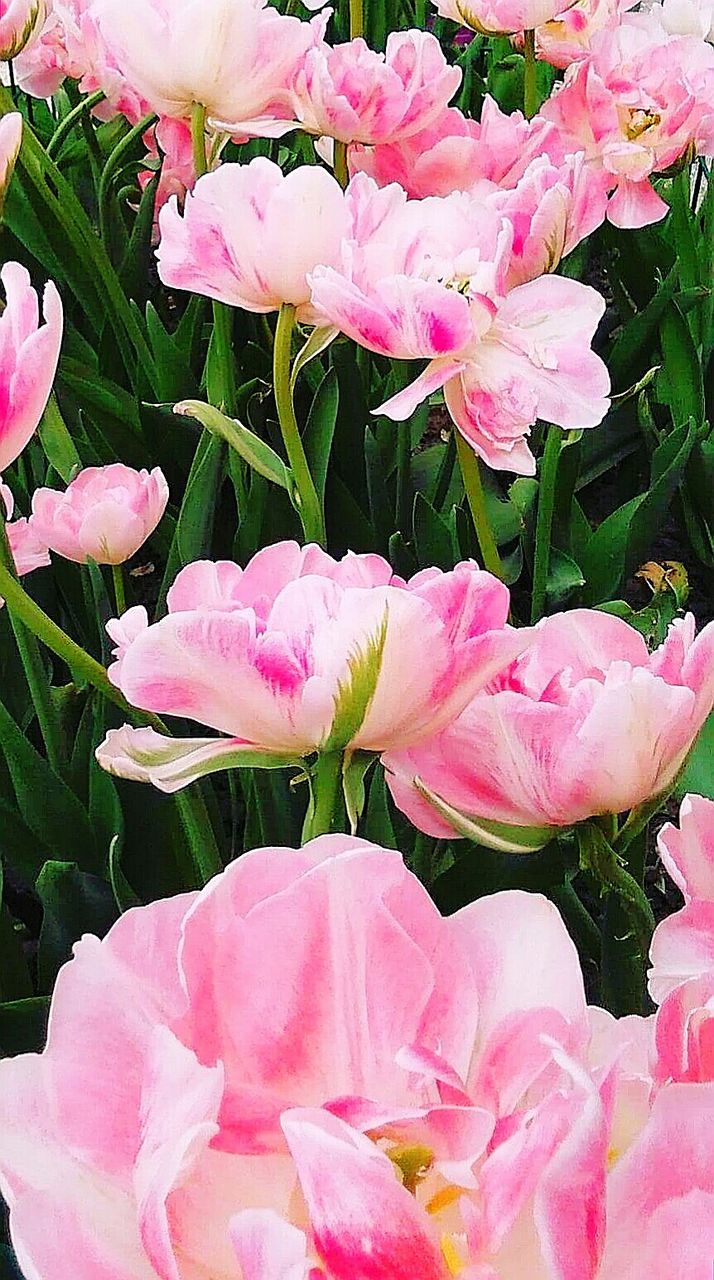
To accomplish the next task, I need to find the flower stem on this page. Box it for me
[333,140,349,189]
[530,424,561,623]
[46,90,106,159]
[0,512,64,774]
[523,28,538,120]
[578,821,656,993]
[274,303,326,545]
[349,0,364,37]
[98,112,158,251]
[112,563,126,615]
[191,101,208,178]
[455,431,503,579]
[303,750,344,841]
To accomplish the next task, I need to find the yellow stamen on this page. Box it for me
[426,1185,463,1216]
[388,1144,434,1195]
[441,1234,466,1276]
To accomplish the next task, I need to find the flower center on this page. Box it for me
[625,109,661,141]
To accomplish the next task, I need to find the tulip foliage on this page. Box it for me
[0,0,712,1273]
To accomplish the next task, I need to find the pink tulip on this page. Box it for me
[96,541,523,789]
[0,112,22,214]
[30,463,169,565]
[599,1084,714,1278]
[515,0,638,69]
[384,610,714,851]
[541,14,714,227]
[93,0,326,128]
[309,174,610,475]
[0,262,63,475]
[489,151,610,287]
[0,0,47,58]
[272,30,462,146]
[649,795,714,1005]
[139,117,195,217]
[0,833,607,1279]
[0,481,50,606]
[157,157,349,321]
[349,97,566,198]
[433,0,580,36]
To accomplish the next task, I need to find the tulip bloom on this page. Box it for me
[433,0,579,35]
[310,174,610,475]
[0,262,63,475]
[385,610,714,851]
[93,0,325,129]
[0,481,50,606]
[266,30,462,146]
[157,158,349,321]
[0,833,614,1279]
[96,541,523,790]
[30,464,169,565]
[517,0,638,69]
[349,97,566,198]
[541,14,714,226]
[0,113,22,216]
[0,0,47,58]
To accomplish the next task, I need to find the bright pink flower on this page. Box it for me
[93,0,325,128]
[0,113,22,214]
[310,174,609,475]
[541,14,714,227]
[649,795,714,1004]
[490,151,610,287]
[0,834,602,1279]
[30,463,169,565]
[0,262,63,475]
[349,97,566,199]
[0,0,47,58]
[517,0,638,69]
[157,158,349,321]
[96,541,522,789]
[599,1083,714,1279]
[0,481,50,606]
[384,610,714,850]
[433,0,579,35]
[139,117,196,218]
[274,30,461,146]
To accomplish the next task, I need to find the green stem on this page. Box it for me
[523,29,538,119]
[455,431,503,579]
[112,563,126,615]
[578,821,656,985]
[274,303,326,545]
[530,424,561,623]
[211,301,237,414]
[303,750,344,841]
[46,90,105,159]
[349,0,364,37]
[333,140,349,189]
[0,513,64,773]
[191,102,208,178]
[98,112,157,248]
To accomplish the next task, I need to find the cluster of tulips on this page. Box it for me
[0,0,713,1273]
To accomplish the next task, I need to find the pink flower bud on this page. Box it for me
[0,261,63,474]
[30,463,169,565]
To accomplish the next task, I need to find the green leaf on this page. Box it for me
[38,394,81,482]
[0,997,49,1056]
[109,833,141,912]
[0,699,99,871]
[291,325,339,392]
[546,548,585,608]
[342,751,377,836]
[413,492,457,571]
[158,428,224,612]
[175,400,290,489]
[677,711,714,799]
[304,368,339,508]
[36,861,118,992]
[658,303,705,427]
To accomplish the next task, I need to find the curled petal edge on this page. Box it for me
[414,777,559,853]
[96,726,298,793]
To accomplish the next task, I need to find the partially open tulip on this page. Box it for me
[93,0,325,129]
[541,14,714,226]
[649,795,714,1003]
[157,158,349,321]
[267,30,462,146]
[310,174,610,475]
[0,262,63,475]
[432,0,580,36]
[96,541,523,789]
[0,113,22,217]
[516,0,638,68]
[385,610,714,851]
[30,463,168,565]
[0,0,47,58]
